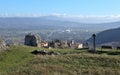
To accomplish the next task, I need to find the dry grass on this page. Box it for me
[11,54,120,75]
[0,45,120,75]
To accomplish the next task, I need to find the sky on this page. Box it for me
[0,0,120,16]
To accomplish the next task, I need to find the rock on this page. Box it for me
[31,50,60,55]
[0,39,6,51]
[31,50,39,55]
[48,51,60,55]
[24,33,41,47]
[31,50,48,55]
[48,51,54,55]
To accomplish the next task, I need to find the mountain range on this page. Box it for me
[0,17,120,31]
[0,17,120,44]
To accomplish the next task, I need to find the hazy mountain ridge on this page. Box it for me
[87,27,120,45]
[0,17,120,30]
[0,17,120,44]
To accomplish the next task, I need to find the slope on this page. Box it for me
[87,27,120,45]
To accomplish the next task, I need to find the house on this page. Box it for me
[41,42,49,48]
[70,43,83,49]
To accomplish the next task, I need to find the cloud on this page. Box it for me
[48,13,120,23]
[1,13,120,19]
[0,13,120,23]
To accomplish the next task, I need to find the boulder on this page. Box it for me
[48,51,60,55]
[31,50,48,55]
[31,50,61,55]
[0,39,6,51]
[24,33,41,47]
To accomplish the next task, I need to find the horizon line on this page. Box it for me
[0,13,120,18]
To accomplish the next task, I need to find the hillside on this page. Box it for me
[1,17,120,30]
[0,45,120,75]
[0,17,120,44]
[87,27,120,45]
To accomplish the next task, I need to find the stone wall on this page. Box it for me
[24,33,41,47]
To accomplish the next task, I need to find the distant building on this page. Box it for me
[78,43,83,49]
[70,43,83,49]
[60,41,69,48]
[71,40,75,44]
[48,40,69,49]
[67,40,84,49]
[45,40,88,49]
[41,41,48,48]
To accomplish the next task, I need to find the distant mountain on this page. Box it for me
[87,27,120,45]
[39,15,120,23]
[3,14,120,23]
[0,17,120,31]
[0,17,120,43]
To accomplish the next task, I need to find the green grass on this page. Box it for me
[0,45,120,75]
[0,45,38,75]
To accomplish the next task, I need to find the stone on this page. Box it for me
[31,50,48,55]
[31,50,61,55]
[0,39,6,51]
[24,33,41,47]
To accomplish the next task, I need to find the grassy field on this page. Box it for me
[0,45,120,75]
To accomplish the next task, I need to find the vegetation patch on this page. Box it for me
[0,45,120,75]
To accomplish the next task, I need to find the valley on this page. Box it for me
[0,17,120,45]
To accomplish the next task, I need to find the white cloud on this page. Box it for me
[47,14,120,23]
[1,13,120,19]
[1,13,120,23]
